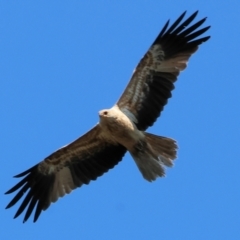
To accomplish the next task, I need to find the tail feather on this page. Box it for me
[145,132,177,167]
[130,132,178,182]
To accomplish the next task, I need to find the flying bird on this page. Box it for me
[5,11,210,223]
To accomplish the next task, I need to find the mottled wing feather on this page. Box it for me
[117,11,210,130]
[5,125,126,223]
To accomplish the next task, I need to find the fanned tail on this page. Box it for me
[130,132,178,181]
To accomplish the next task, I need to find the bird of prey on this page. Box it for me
[5,11,210,223]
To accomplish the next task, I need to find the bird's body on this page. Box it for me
[5,11,211,222]
[98,106,177,180]
[99,107,142,147]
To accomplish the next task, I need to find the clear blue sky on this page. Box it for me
[1,1,239,239]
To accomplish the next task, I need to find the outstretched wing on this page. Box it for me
[117,11,210,131]
[5,125,126,223]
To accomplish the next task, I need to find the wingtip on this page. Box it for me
[188,11,199,22]
[5,190,10,195]
[14,171,26,178]
[5,204,11,209]
[191,10,199,18]
[6,201,16,209]
[194,10,199,15]
[203,35,211,42]
[181,10,187,17]
[13,164,38,178]
[22,215,28,223]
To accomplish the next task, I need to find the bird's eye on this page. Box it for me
[103,111,108,115]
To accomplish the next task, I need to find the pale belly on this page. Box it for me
[100,113,144,149]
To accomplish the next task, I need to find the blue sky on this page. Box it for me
[1,1,240,239]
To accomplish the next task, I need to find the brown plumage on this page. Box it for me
[5,11,210,222]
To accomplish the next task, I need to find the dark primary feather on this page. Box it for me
[5,126,126,222]
[117,11,210,131]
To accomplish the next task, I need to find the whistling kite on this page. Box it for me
[5,11,210,222]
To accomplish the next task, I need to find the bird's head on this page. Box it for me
[98,108,118,122]
[99,109,109,118]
